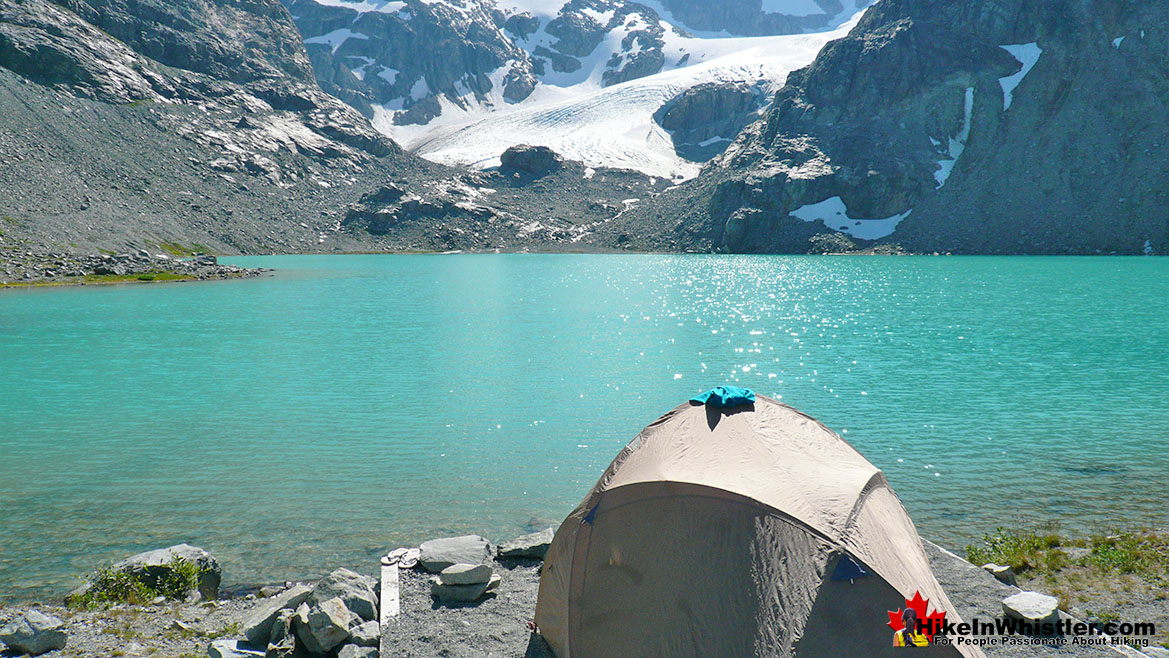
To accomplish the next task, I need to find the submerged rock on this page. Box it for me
[0,610,68,655]
[418,535,494,573]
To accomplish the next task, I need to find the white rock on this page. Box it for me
[206,639,265,658]
[1002,591,1060,625]
[439,563,492,586]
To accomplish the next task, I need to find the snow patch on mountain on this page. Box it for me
[304,28,370,53]
[934,86,973,188]
[310,0,406,13]
[789,196,911,240]
[998,42,1041,111]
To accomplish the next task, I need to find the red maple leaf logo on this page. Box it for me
[887,590,947,641]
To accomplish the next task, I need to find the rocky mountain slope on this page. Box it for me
[0,0,665,255]
[0,0,410,254]
[2,0,1160,256]
[283,0,873,177]
[608,0,1168,254]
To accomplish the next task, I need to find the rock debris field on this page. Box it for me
[0,534,1162,658]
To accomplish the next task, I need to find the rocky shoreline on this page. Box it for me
[2,531,1166,658]
[0,251,265,287]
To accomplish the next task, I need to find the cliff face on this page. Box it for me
[616,0,1168,254]
[0,0,672,255]
[283,0,537,124]
[282,0,862,165]
[283,0,700,129]
[0,0,418,253]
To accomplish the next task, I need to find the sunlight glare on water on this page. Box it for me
[0,254,1166,600]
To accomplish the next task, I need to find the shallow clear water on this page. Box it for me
[1,255,1166,600]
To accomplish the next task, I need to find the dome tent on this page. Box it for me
[534,389,984,657]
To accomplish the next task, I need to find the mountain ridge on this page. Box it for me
[602,0,1168,254]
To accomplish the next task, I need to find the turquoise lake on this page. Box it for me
[1,255,1166,600]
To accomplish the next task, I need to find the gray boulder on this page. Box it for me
[430,573,501,604]
[337,645,378,658]
[439,563,492,586]
[268,608,294,644]
[349,621,379,647]
[240,584,311,645]
[497,527,555,560]
[112,543,221,600]
[500,145,561,175]
[206,639,265,658]
[0,611,68,655]
[418,535,494,573]
[1142,648,1169,658]
[309,568,378,622]
[297,597,351,654]
[1002,591,1060,626]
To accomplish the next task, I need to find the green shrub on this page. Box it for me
[71,557,203,608]
[1085,532,1169,575]
[965,526,1061,574]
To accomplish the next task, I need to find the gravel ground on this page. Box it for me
[381,559,552,658]
[0,596,257,658]
[924,541,1159,658]
[4,544,1164,657]
[374,543,1162,658]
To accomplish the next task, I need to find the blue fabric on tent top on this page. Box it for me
[830,554,869,581]
[690,386,756,407]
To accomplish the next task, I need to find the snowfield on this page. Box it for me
[358,1,870,178]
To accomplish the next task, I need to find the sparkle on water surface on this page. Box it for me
[1,254,1166,600]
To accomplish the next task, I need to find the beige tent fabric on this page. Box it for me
[567,482,834,657]
[842,484,965,638]
[797,556,964,657]
[598,400,884,539]
[535,396,985,658]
